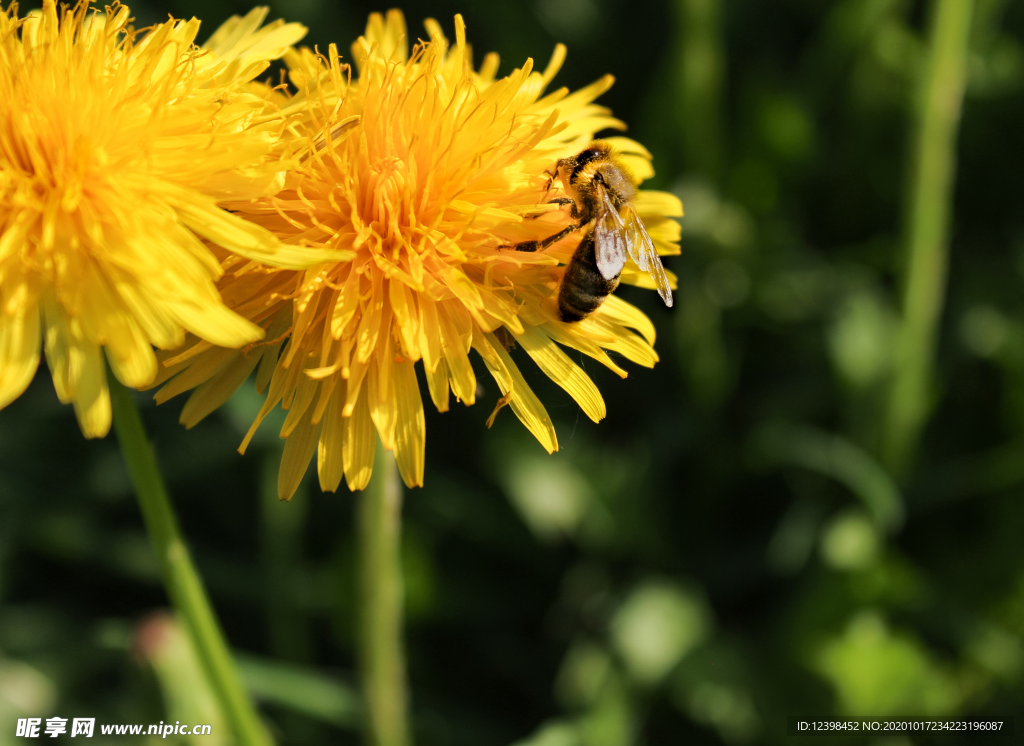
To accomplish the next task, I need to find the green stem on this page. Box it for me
[882,0,974,475]
[107,370,272,746]
[676,0,725,181]
[358,438,410,746]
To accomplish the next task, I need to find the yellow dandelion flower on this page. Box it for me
[152,11,682,498]
[0,1,336,438]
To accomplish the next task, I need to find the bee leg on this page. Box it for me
[527,196,573,222]
[538,221,587,248]
[506,240,540,253]
[501,221,585,252]
[542,169,557,196]
[528,185,569,221]
[547,198,580,219]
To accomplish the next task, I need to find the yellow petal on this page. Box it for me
[281,374,318,437]
[619,155,654,182]
[599,295,657,346]
[515,325,605,423]
[367,361,397,450]
[540,43,566,88]
[73,343,111,439]
[541,320,628,379]
[256,339,284,394]
[155,347,237,404]
[646,217,682,243]
[619,265,679,293]
[169,301,265,350]
[344,387,376,491]
[180,351,261,428]
[317,384,347,493]
[0,296,41,410]
[168,189,352,271]
[107,332,158,391]
[591,318,659,369]
[635,190,684,218]
[278,417,322,500]
[41,291,77,403]
[473,330,558,453]
[239,356,291,454]
[392,360,425,488]
[416,297,443,374]
[75,262,157,388]
[602,137,652,159]
[115,280,184,350]
[439,308,476,405]
[425,357,450,413]
[202,8,269,56]
[389,280,421,360]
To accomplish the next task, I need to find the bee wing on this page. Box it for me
[593,183,628,281]
[624,207,674,307]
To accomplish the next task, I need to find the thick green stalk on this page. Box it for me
[676,0,725,180]
[882,0,974,474]
[673,0,730,407]
[108,371,272,746]
[358,439,410,746]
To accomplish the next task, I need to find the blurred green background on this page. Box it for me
[2,0,1024,743]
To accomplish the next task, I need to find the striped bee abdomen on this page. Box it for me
[558,229,621,322]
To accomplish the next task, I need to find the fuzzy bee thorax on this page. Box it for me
[556,143,639,220]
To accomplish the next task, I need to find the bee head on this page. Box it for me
[558,142,614,187]
[575,159,637,209]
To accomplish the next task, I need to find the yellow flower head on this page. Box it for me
[154,11,682,498]
[0,1,326,437]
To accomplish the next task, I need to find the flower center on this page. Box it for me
[364,156,413,249]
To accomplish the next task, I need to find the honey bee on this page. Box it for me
[509,141,673,322]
